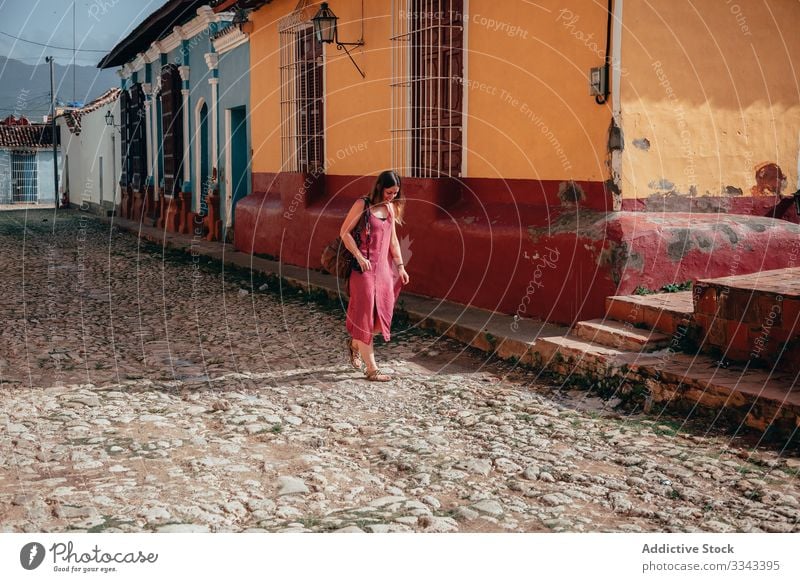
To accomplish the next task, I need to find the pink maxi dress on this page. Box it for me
[346,200,402,345]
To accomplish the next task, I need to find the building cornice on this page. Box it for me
[129,53,145,74]
[159,26,186,54]
[145,41,166,64]
[212,25,249,54]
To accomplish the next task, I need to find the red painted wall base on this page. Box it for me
[235,173,800,325]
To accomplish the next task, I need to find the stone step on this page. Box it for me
[693,267,800,320]
[534,334,634,378]
[534,332,800,437]
[573,319,672,352]
[605,291,693,335]
[692,267,800,369]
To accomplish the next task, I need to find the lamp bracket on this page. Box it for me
[335,40,365,78]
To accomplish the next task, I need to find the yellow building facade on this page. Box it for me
[620,0,800,204]
[235,0,800,324]
[249,0,614,185]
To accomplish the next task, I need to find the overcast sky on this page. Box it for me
[0,0,162,67]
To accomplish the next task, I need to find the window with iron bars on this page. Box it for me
[11,151,39,203]
[279,11,324,174]
[391,0,464,178]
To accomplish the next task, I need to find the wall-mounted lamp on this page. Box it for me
[312,2,365,78]
[104,110,120,131]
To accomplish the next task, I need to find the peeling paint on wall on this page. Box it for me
[619,1,800,202]
[751,162,787,197]
[648,178,675,191]
[713,223,738,245]
[526,209,605,242]
[557,181,586,205]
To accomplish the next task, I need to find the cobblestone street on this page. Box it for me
[1,209,798,533]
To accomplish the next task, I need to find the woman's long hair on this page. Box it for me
[368,170,405,225]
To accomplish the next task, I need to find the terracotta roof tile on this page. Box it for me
[61,87,121,136]
[0,124,57,149]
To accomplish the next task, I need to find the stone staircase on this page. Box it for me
[535,291,693,368]
[532,280,799,443]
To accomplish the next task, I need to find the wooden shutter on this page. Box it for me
[296,27,324,173]
[119,88,129,187]
[160,64,184,196]
[128,84,147,191]
[411,0,463,178]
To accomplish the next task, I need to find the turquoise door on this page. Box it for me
[229,106,248,223]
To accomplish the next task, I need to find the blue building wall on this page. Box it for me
[37,150,57,202]
[0,150,11,202]
[0,149,59,203]
[184,32,215,209]
[216,39,251,226]
[116,12,253,226]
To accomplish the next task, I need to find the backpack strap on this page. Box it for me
[361,197,371,260]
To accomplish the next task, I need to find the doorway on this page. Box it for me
[225,106,248,227]
[195,99,209,214]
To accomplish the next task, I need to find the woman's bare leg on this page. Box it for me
[362,310,383,373]
[354,338,379,373]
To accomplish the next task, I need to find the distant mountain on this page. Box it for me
[0,57,118,121]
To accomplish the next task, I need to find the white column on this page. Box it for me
[141,83,153,179]
[150,83,160,199]
[178,65,191,185]
[205,52,219,182]
[209,77,219,179]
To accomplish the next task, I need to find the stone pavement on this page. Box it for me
[1,209,799,533]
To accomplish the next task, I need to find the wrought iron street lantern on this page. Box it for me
[312,2,337,44]
[311,2,365,78]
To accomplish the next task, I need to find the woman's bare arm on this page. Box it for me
[389,203,402,264]
[340,198,368,262]
[389,203,409,284]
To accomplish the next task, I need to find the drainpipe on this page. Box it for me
[46,56,61,207]
[142,83,154,185]
[609,0,624,209]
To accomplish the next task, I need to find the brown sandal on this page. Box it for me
[346,338,363,369]
[366,368,391,382]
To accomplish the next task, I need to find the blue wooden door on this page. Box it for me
[229,106,248,222]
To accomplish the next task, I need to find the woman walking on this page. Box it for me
[340,170,410,381]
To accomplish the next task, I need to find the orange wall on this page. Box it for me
[249,0,291,175]
[465,0,611,181]
[322,0,393,176]
[249,0,393,175]
[620,0,800,199]
[250,0,613,182]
